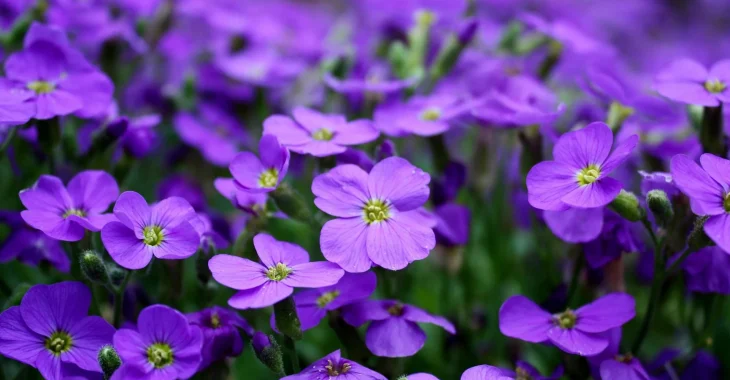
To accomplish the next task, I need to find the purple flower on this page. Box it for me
[272,272,377,332]
[526,122,638,210]
[174,104,248,167]
[313,157,435,272]
[229,135,290,193]
[342,300,456,357]
[323,61,416,96]
[519,13,605,54]
[190,213,229,250]
[499,293,635,356]
[583,210,644,268]
[405,374,439,380]
[682,247,730,294]
[639,171,679,198]
[214,177,268,215]
[20,170,119,242]
[118,114,161,159]
[374,95,469,137]
[473,75,564,128]
[281,349,386,380]
[113,305,203,379]
[461,361,561,380]
[434,203,470,246]
[543,207,604,243]
[187,306,253,370]
[216,48,305,88]
[599,356,650,380]
[101,191,200,270]
[158,175,207,212]
[209,233,345,309]
[263,107,379,157]
[670,154,730,253]
[0,281,115,379]
[0,222,69,272]
[655,59,730,106]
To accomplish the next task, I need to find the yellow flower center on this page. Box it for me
[420,107,442,121]
[705,78,727,93]
[62,208,85,218]
[143,226,164,246]
[363,199,390,224]
[45,331,72,355]
[27,80,56,94]
[577,164,601,186]
[555,309,577,329]
[325,359,352,376]
[316,290,341,308]
[266,262,292,281]
[210,313,221,328]
[724,193,730,213]
[147,343,173,368]
[258,168,279,188]
[312,128,334,141]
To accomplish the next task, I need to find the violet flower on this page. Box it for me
[543,207,604,243]
[473,75,564,128]
[229,135,290,193]
[682,247,730,294]
[313,157,435,272]
[20,170,119,242]
[209,233,345,309]
[461,361,561,380]
[0,281,115,379]
[187,306,253,370]
[374,95,469,137]
[120,114,161,159]
[174,104,248,167]
[655,59,730,106]
[583,210,644,268]
[670,154,730,253]
[499,293,635,356]
[190,212,229,250]
[434,203,470,246]
[281,349,386,380]
[263,107,379,157]
[158,175,207,212]
[599,356,650,380]
[0,223,69,273]
[101,191,200,270]
[113,305,202,379]
[342,300,456,357]
[526,122,638,210]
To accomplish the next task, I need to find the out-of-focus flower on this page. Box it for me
[120,114,161,159]
[655,59,730,106]
[209,233,344,309]
[375,95,471,137]
[264,107,379,157]
[187,306,253,370]
[583,210,644,268]
[434,204,470,246]
[682,247,730,293]
[174,104,248,167]
[158,175,207,212]
[229,135,290,193]
[342,300,455,357]
[190,213,229,250]
[0,281,115,379]
[473,75,564,127]
[101,191,200,269]
[20,171,119,242]
[216,48,305,88]
[281,349,386,380]
[313,157,434,272]
[0,212,69,272]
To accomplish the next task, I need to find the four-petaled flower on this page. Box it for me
[281,349,386,380]
[655,58,730,106]
[230,134,290,193]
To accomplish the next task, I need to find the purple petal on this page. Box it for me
[575,293,635,333]
[544,207,603,243]
[553,122,613,171]
[326,271,378,310]
[366,218,431,271]
[289,140,347,157]
[36,352,62,380]
[670,155,724,215]
[655,82,718,106]
[366,318,425,357]
[112,329,148,369]
[600,135,639,175]
[526,161,577,211]
[66,316,115,372]
[703,213,730,254]
[368,157,430,211]
[599,359,650,380]
[700,154,730,191]
[151,197,195,229]
[262,115,311,145]
[560,178,622,208]
[21,281,90,336]
[5,40,66,82]
[253,233,309,268]
[113,191,151,234]
[19,175,72,212]
[404,374,439,380]
[402,305,456,333]
[656,58,708,82]
[137,305,189,346]
[21,210,85,241]
[461,365,515,380]
[709,60,730,82]
[547,328,608,356]
[151,221,200,260]
[62,71,114,118]
[169,327,203,379]
[0,307,45,366]
[320,217,373,273]
[341,300,391,326]
[498,295,552,343]
[34,90,84,120]
[331,119,380,145]
[292,107,338,132]
[208,254,268,290]
[230,152,266,191]
[102,221,152,270]
[227,282,293,309]
[283,262,345,288]
[259,134,289,171]
[312,164,370,218]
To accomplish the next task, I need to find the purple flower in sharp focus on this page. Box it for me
[374,95,469,137]
[0,225,69,272]
[313,157,435,272]
[209,233,345,309]
[174,104,247,167]
[272,272,377,332]
[187,306,253,370]
[670,153,730,254]
[158,175,207,211]
[473,75,564,128]
[101,191,200,270]
[20,170,119,242]
[499,293,635,356]
[434,203,470,246]
[263,107,379,157]
[526,122,638,210]
[113,305,202,380]
[682,247,730,294]
[282,349,386,380]
[120,114,161,158]
[461,361,562,380]
[543,206,604,243]
[655,59,730,106]
[0,281,115,380]
[342,300,455,358]
[229,135,290,193]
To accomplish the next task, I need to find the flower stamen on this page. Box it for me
[266,262,292,281]
[316,290,340,308]
[27,80,56,94]
[420,107,442,121]
[577,164,601,186]
[143,226,164,246]
[363,199,390,224]
[554,309,577,329]
[312,128,334,141]
[147,343,173,368]
[62,208,86,218]
[45,331,72,355]
[258,168,279,188]
[705,78,726,93]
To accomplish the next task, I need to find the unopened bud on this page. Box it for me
[98,345,121,380]
[273,296,303,340]
[253,332,285,377]
[610,190,645,222]
[647,190,674,228]
[80,251,110,286]
[108,265,127,287]
[688,215,714,251]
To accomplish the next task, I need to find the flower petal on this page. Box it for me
[262,115,311,145]
[461,365,515,380]
[151,197,195,229]
[544,207,604,243]
[113,191,151,234]
[670,154,724,215]
[208,254,268,290]
[230,152,266,191]
[312,164,370,218]
[553,122,613,171]
[341,300,391,326]
[655,82,718,106]
[34,90,84,120]
[112,329,148,369]
[137,305,189,347]
[547,328,608,356]
[498,296,552,343]
[282,262,345,288]
[289,140,347,157]
[19,175,73,213]
[366,318,425,357]
[331,119,380,145]
[600,134,639,175]
[402,305,456,333]
[656,58,708,82]
[368,157,430,211]
[21,282,90,336]
[704,213,730,254]
[320,217,372,273]
[227,282,293,309]
[21,210,85,241]
[526,161,577,211]
[253,233,309,267]
[700,154,730,191]
[152,221,200,260]
[560,177,622,208]
[259,134,289,172]
[36,352,62,380]
[66,316,115,372]
[575,293,635,333]
[102,221,152,270]
[0,307,45,366]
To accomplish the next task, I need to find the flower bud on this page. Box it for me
[688,215,714,251]
[610,190,645,222]
[273,296,303,340]
[108,265,127,287]
[457,18,479,45]
[646,190,674,228]
[252,332,285,377]
[98,345,121,380]
[80,251,110,286]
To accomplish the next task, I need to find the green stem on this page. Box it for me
[631,250,662,354]
[565,253,584,307]
[113,271,132,328]
[641,218,659,249]
[282,336,300,374]
[0,125,18,157]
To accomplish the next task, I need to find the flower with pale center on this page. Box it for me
[576,164,601,186]
[554,309,577,329]
[387,303,404,316]
[209,313,221,329]
[420,107,442,121]
[325,359,352,376]
[704,78,727,93]
[62,208,85,218]
[143,225,164,246]
[723,193,730,213]
[45,331,73,355]
[258,168,279,188]
[316,290,340,308]
[312,128,334,141]
[363,199,390,224]
[266,262,292,281]
[147,343,174,368]
[27,80,56,94]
